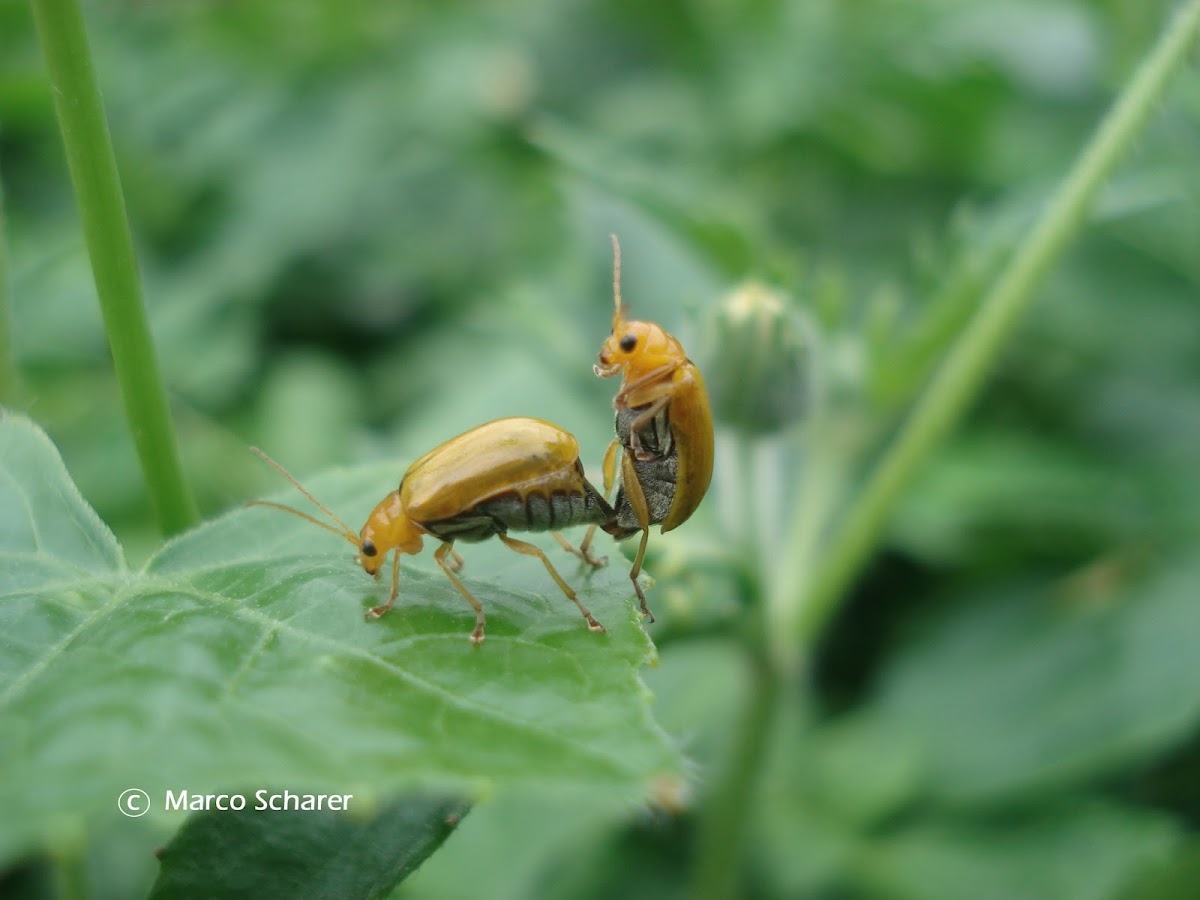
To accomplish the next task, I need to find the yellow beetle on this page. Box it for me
[251,417,618,644]
[588,236,715,620]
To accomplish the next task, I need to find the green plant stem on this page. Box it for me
[0,173,20,406]
[685,435,780,900]
[766,428,842,676]
[30,0,196,534]
[52,852,88,900]
[736,434,760,568]
[795,0,1200,645]
[689,653,780,900]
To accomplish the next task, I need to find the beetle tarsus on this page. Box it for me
[499,533,607,634]
[554,531,608,569]
[631,577,655,622]
[573,549,609,568]
[628,566,657,624]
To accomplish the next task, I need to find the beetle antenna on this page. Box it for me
[245,499,358,543]
[609,233,625,325]
[248,446,359,545]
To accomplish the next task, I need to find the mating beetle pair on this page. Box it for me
[253,237,713,643]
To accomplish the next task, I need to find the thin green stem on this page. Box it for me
[735,434,760,567]
[52,852,88,900]
[796,0,1200,644]
[767,427,843,676]
[0,172,20,406]
[30,0,197,534]
[689,653,780,900]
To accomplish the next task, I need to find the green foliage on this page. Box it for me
[149,794,470,900]
[0,413,678,885]
[851,802,1176,900]
[0,178,17,406]
[868,562,1200,805]
[3,0,1200,897]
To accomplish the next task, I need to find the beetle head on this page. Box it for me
[594,234,687,381]
[595,320,684,379]
[356,490,424,575]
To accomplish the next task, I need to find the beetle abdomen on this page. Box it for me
[482,488,610,533]
[612,374,711,533]
[612,455,677,534]
[424,483,614,544]
[611,405,677,533]
[616,405,673,459]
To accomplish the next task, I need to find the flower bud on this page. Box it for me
[704,281,817,436]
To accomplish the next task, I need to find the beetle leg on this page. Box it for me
[615,360,682,409]
[616,360,685,457]
[435,542,486,645]
[579,438,622,561]
[498,534,606,634]
[552,531,606,568]
[602,436,621,495]
[619,449,655,622]
[624,389,674,461]
[366,547,404,619]
[445,546,465,572]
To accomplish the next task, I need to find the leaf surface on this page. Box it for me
[149,793,470,900]
[0,413,681,867]
[868,561,1200,805]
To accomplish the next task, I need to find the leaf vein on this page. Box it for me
[222,622,281,699]
[0,582,126,709]
[0,467,42,553]
[156,581,639,778]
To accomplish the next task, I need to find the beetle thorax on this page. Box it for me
[631,322,685,369]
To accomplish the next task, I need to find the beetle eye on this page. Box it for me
[619,334,637,352]
[361,539,378,557]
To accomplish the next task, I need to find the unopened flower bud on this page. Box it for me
[704,282,817,436]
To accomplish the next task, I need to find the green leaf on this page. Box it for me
[403,787,637,900]
[854,801,1179,900]
[0,409,124,580]
[891,433,1181,567]
[148,793,470,900]
[0,412,681,869]
[408,640,752,900]
[868,560,1200,805]
[1117,836,1200,900]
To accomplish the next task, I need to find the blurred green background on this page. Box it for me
[3,0,1200,897]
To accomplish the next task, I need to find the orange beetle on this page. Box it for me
[250,417,615,644]
[588,235,715,620]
